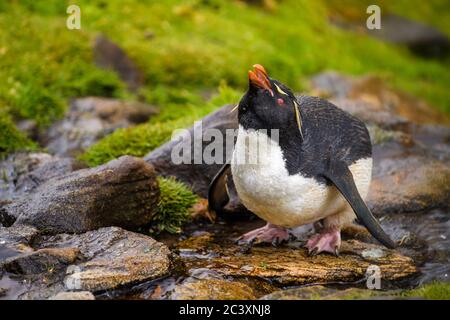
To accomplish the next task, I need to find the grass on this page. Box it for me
[0,0,449,159]
[151,176,199,234]
[336,282,450,300]
[0,1,126,156]
[402,282,450,300]
[308,282,450,300]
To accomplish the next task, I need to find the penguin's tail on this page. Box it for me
[208,163,231,213]
[323,160,396,249]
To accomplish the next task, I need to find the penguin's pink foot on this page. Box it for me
[237,223,289,245]
[305,227,341,256]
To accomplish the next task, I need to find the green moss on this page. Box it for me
[320,282,450,300]
[402,282,450,300]
[151,176,198,234]
[1,0,450,159]
[101,0,447,114]
[0,113,36,158]
[0,4,126,128]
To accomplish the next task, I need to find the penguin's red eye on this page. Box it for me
[277,98,284,106]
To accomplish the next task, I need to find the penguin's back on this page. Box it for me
[279,95,372,181]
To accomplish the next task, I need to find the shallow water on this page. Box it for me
[409,210,450,284]
[0,244,21,261]
[102,209,449,300]
[0,274,28,300]
[0,244,31,300]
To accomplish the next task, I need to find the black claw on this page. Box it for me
[237,237,255,253]
[239,243,253,254]
[334,247,340,257]
[271,238,279,247]
[236,235,255,245]
[308,247,318,257]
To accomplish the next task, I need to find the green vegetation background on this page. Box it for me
[1,0,449,160]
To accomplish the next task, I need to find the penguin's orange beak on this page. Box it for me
[248,64,273,96]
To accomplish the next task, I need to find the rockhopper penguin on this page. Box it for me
[208,64,396,255]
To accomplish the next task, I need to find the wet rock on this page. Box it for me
[145,104,237,198]
[177,232,418,286]
[49,291,95,300]
[0,224,38,246]
[368,145,450,214]
[51,227,171,292]
[0,247,78,300]
[171,279,256,300]
[4,156,160,234]
[367,14,449,58]
[0,225,38,261]
[42,97,158,157]
[0,152,80,202]
[94,35,144,91]
[199,243,417,285]
[1,227,172,299]
[2,248,79,275]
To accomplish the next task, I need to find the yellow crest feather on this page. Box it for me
[293,100,303,139]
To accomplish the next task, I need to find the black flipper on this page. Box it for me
[208,163,231,213]
[323,160,396,249]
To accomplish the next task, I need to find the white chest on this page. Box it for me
[230,126,372,228]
